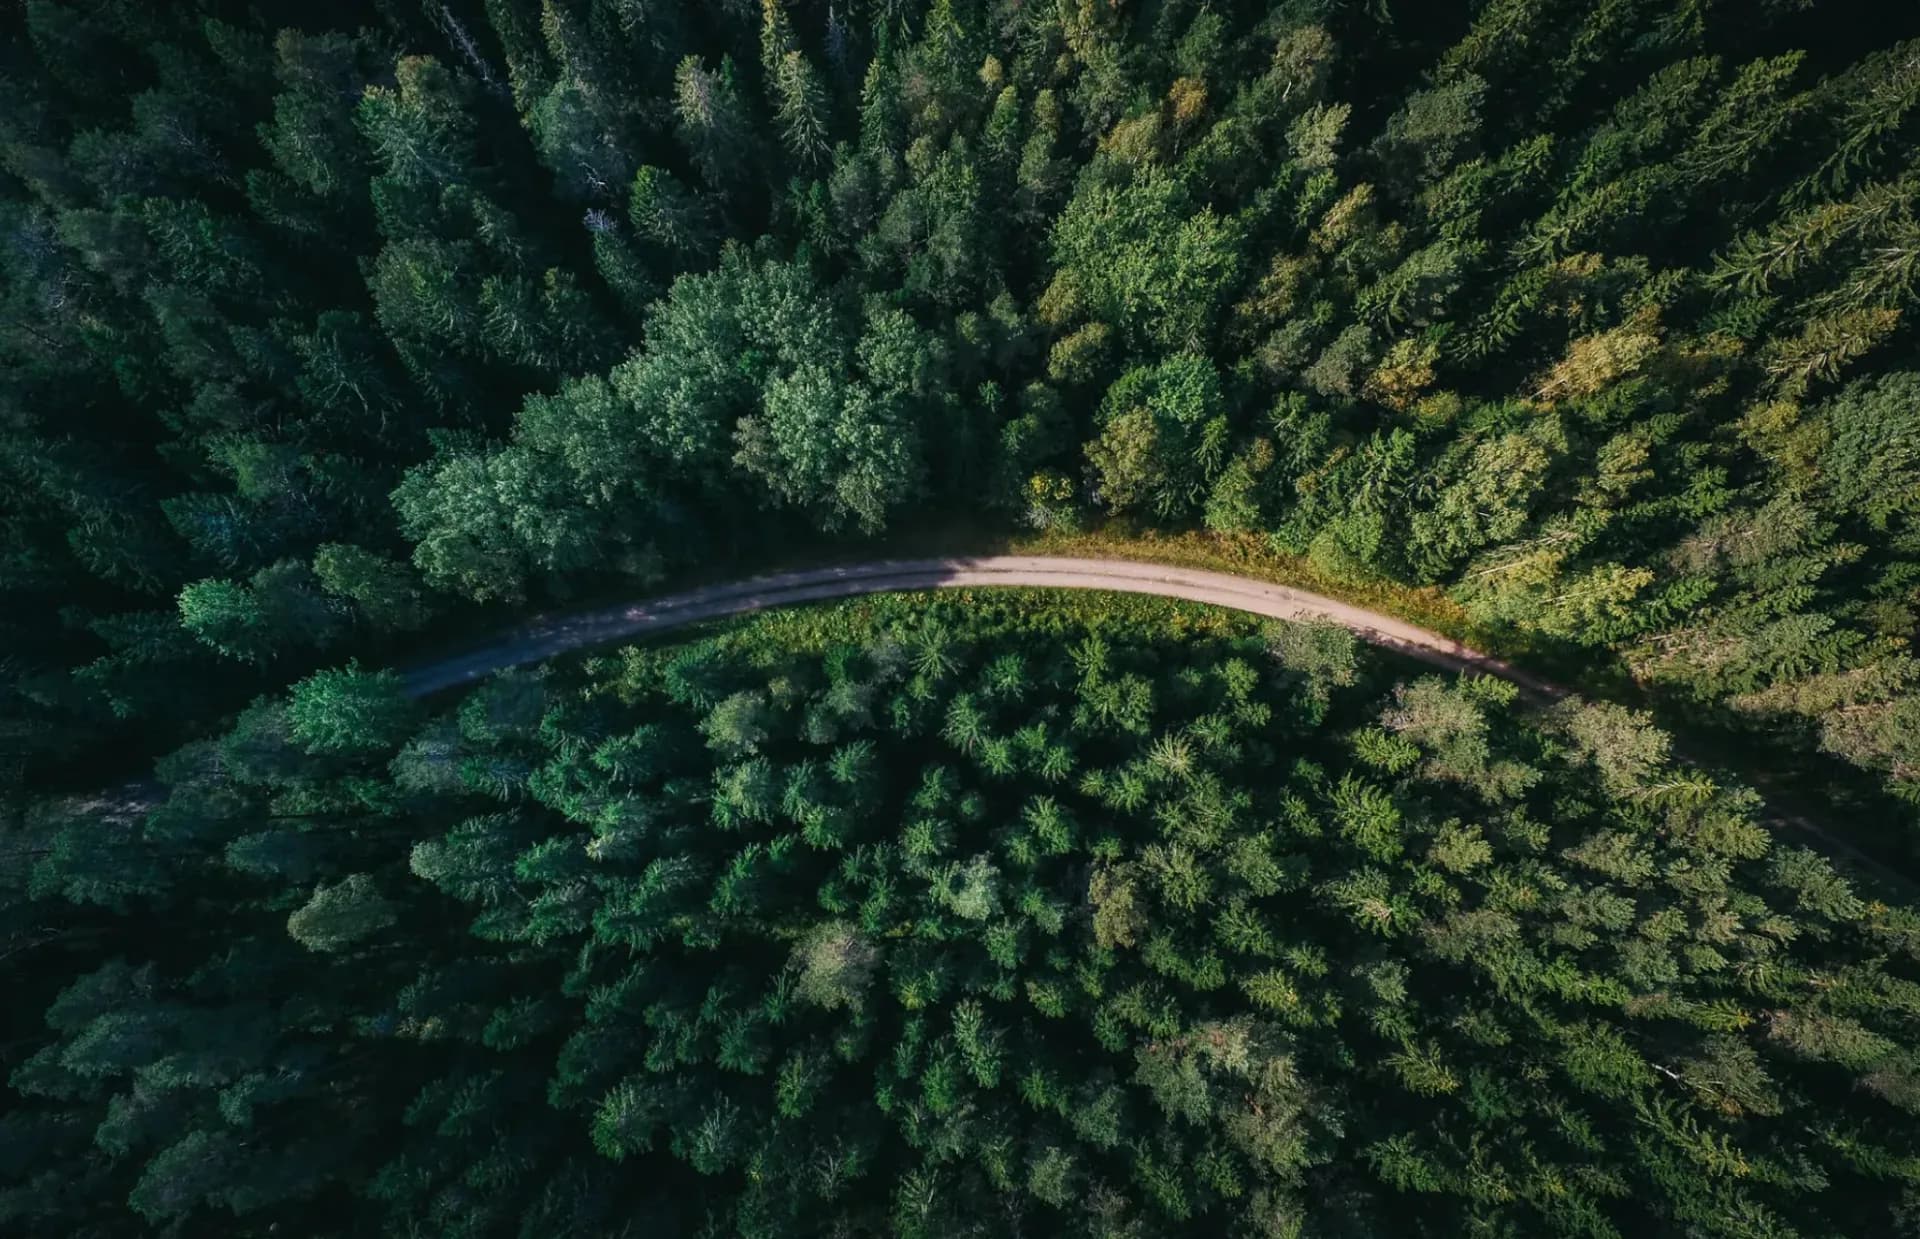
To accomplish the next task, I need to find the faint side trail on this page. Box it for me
[399,555,1896,889]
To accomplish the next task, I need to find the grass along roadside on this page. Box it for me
[1005,526,1484,643]
[995,523,1616,691]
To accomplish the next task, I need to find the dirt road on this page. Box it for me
[402,555,1564,699]
[399,554,1907,887]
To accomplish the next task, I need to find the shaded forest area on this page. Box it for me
[8,1,1920,1234]
[10,592,1920,1235]
[4,0,1920,849]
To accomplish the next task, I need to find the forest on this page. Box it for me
[4,0,1920,1233]
[9,592,1920,1235]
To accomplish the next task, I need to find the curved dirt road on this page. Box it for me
[401,554,1905,886]
[402,556,1564,699]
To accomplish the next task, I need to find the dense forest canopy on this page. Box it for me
[9,592,1920,1235]
[2,0,1919,829]
[7,0,1920,1234]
